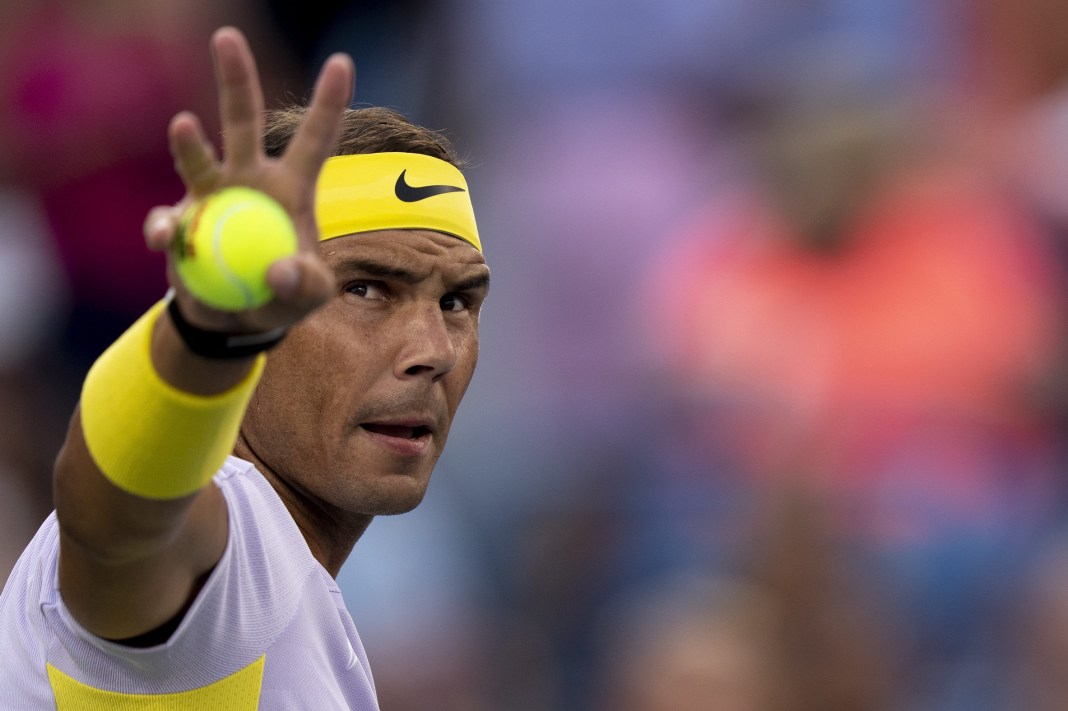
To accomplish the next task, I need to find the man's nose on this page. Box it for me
[395,303,457,380]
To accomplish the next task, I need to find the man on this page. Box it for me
[0,26,489,709]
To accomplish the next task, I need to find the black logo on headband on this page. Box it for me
[394,170,466,202]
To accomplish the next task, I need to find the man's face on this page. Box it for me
[241,229,489,516]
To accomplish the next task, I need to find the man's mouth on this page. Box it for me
[360,423,432,440]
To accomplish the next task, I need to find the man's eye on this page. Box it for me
[346,282,388,300]
[440,293,470,312]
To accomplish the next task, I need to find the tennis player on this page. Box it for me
[0,26,488,709]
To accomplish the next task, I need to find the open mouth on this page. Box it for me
[360,423,432,440]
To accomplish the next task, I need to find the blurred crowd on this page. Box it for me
[2,1,1068,709]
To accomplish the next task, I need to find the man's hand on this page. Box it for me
[143,27,354,335]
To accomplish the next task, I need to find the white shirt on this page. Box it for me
[0,456,379,710]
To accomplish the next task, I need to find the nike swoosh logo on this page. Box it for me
[394,170,466,202]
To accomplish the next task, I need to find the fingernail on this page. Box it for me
[149,216,171,242]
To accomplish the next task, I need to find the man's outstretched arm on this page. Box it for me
[52,26,353,642]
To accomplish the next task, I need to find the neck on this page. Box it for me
[232,436,373,577]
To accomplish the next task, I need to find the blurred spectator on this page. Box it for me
[0,0,299,364]
[742,488,903,711]
[592,573,788,711]
[590,488,903,711]
[0,188,65,580]
[640,88,1065,532]
[634,86,1066,708]
[998,536,1068,710]
[964,0,1068,448]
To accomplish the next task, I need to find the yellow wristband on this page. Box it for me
[80,299,264,500]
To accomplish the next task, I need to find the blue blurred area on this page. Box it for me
[2,1,1068,709]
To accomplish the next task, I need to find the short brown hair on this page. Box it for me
[262,106,462,167]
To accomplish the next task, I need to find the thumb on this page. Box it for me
[265,252,335,315]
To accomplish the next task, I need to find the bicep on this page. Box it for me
[54,407,228,641]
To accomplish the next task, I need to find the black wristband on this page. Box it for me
[166,297,287,359]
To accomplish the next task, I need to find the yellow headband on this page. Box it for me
[316,152,481,252]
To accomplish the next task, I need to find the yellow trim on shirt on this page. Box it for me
[47,654,265,710]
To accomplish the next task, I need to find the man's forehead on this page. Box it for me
[322,229,488,279]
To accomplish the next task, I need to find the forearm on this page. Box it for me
[54,409,229,639]
[76,298,262,501]
[53,298,259,637]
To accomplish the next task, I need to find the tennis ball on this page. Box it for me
[173,187,298,311]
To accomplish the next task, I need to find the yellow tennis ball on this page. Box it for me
[174,187,298,311]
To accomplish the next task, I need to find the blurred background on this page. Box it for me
[2,0,1068,709]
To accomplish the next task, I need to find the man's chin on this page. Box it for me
[370,500,424,516]
[355,478,430,516]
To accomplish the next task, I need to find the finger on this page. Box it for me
[288,210,323,251]
[143,205,184,251]
[281,53,354,182]
[265,253,335,311]
[211,27,265,167]
[169,112,218,195]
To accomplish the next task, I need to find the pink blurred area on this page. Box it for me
[644,154,1065,536]
[0,1,205,314]
[652,177,1061,424]
[0,0,296,320]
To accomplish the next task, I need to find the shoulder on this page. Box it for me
[0,513,60,695]
[213,455,323,604]
[10,458,326,696]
